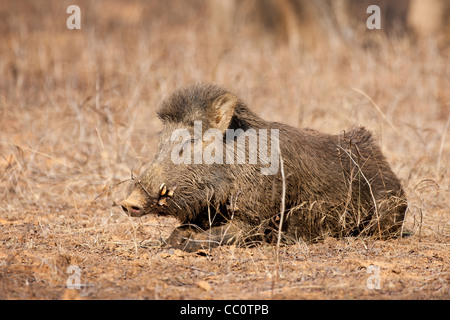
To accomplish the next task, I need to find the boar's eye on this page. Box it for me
[184,138,198,146]
[178,138,198,157]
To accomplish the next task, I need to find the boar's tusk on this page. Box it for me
[159,183,166,196]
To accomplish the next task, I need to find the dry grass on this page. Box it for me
[0,0,448,299]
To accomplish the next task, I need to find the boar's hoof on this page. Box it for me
[165,226,212,252]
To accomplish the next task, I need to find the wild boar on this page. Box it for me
[121,83,407,251]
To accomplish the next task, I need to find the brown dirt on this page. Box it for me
[0,0,448,300]
[1,211,448,300]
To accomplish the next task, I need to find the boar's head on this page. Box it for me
[120,84,243,224]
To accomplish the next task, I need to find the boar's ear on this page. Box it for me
[211,93,237,133]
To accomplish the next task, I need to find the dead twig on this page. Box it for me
[352,88,402,138]
[93,178,133,201]
[337,145,382,240]
[275,145,286,276]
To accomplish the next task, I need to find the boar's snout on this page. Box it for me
[121,199,144,217]
[120,188,148,217]
[121,181,176,217]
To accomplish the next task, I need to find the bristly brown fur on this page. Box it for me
[123,83,407,251]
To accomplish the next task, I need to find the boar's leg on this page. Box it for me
[165,222,247,252]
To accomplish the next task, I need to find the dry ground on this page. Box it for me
[0,1,448,299]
